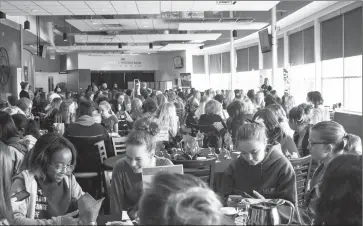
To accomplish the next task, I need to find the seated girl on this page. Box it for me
[0,141,14,225]
[227,101,254,145]
[10,133,84,225]
[221,121,297,205]
[139,172,223,225]
[302,121,359,224]
[288,104,314,157]
[198,100,227,150]
[314,154,362,225]
[99,101,118,133]
[110,116,173,220]
[0,112,28,175]
[253,108,299,158]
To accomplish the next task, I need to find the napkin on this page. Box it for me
[78,193,104,223]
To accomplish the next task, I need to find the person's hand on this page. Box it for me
[253,190,266,200]
[60,210,79,225]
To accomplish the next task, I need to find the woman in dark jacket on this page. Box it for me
[19,82,30,99]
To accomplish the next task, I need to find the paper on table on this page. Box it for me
[78,193,104,223]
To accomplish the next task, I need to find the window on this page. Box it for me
[321,7,362,112]
[235,71,260,92]
[290,63,316,105]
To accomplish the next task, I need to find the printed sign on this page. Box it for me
[180,72,191,88]
[142,165,184,189]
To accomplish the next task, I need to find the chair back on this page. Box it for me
[172,157,216,187]
[112,137,127,156]
[66,135,106,173]
[289,155,312,207]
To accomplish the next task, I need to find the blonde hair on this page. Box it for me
[225,90,235,107]
[156,103,177,131]
[236,122,268,144]
[139,172,223,225]
[282,95,295,114]
[204,99,222,115]
[99,101,116,117]
[163,187,222,225]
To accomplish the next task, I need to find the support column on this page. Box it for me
[20,23,24,82]
[314,19,322,92]
[258,41,264,86]
[204,54,209,88]
[229,11,235,91]
[271,6,277,87]
[283,32,289,68]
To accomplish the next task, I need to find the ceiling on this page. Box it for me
[0,1,312,54]
[0,1,279,15]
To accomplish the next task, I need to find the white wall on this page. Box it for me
[77,53,158,71]
[67,53,78,70]
[34,72,67,93]
[155,51,186,86]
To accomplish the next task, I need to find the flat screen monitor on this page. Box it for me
[258,28,272,53]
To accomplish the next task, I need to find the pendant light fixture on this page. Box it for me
[118,43,122,49]
[24,19,30,30]
[232,30,237,38]
[199,46,203,50]
[149,43,153,49]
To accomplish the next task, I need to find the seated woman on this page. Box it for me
[267,104,294,137]
[343,133,362,155]
[198,99,227,150]
[110,116,173,220]
[43,97,62,132]
[139,172,223,225]
[99,101,118,133]
[23,119,41,150]
[130,98,143,122]
[301,121,359,224]
[314,154,362,226]
[288,104,314,157]
[253,108,299,158]
[221,121,297,205]
[0,112,28,175]
[0,141,14,225]
[10,133,83,225]
[227,101,254,145]
[16,97,34,119]
[306,91,329,124]
[141,99,158,117]
[156,103,179,138]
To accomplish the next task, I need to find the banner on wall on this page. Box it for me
[180,73,191,88]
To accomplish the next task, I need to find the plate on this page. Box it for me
[220,207,238,216]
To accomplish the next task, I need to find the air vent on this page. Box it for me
[175,18,254,23]
[105,24,123,28]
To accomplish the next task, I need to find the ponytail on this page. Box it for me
[343,133,362,155]
[163,187,223,225]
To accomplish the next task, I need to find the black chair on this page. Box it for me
[66,135,107,199]
[172,157,217,188]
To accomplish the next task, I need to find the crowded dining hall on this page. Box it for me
[0,0,362,225]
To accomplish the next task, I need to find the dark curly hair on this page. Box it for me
[307,91,324,107]
[25,133,77,181]
[315,154,362,226]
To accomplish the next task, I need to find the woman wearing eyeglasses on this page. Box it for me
[301,121,358,224]
[10,133,84,225]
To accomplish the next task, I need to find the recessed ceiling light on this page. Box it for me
[31,9,39,12]
[143,26,149,28]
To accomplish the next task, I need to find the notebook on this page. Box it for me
[142,165,184,189]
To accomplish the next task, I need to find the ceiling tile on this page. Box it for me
[1,2,19,10]
[111,1,139,14]
[115,35,135,43]
[136,1,160,14]
[34,1,62,6]
[1,10,26,16]
[179,22,269,31]
[7,1,37,7]
[160,1,172,12]
[160,43,201,51]
[131,35,148,43]
[59,1,89,9]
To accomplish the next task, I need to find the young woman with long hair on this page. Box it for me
[253,108,299,158]
[110,116,173,220]
[156,103,179,138]
[11,133,83,225]
[302,121,359,224]
[99,101,118,133]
